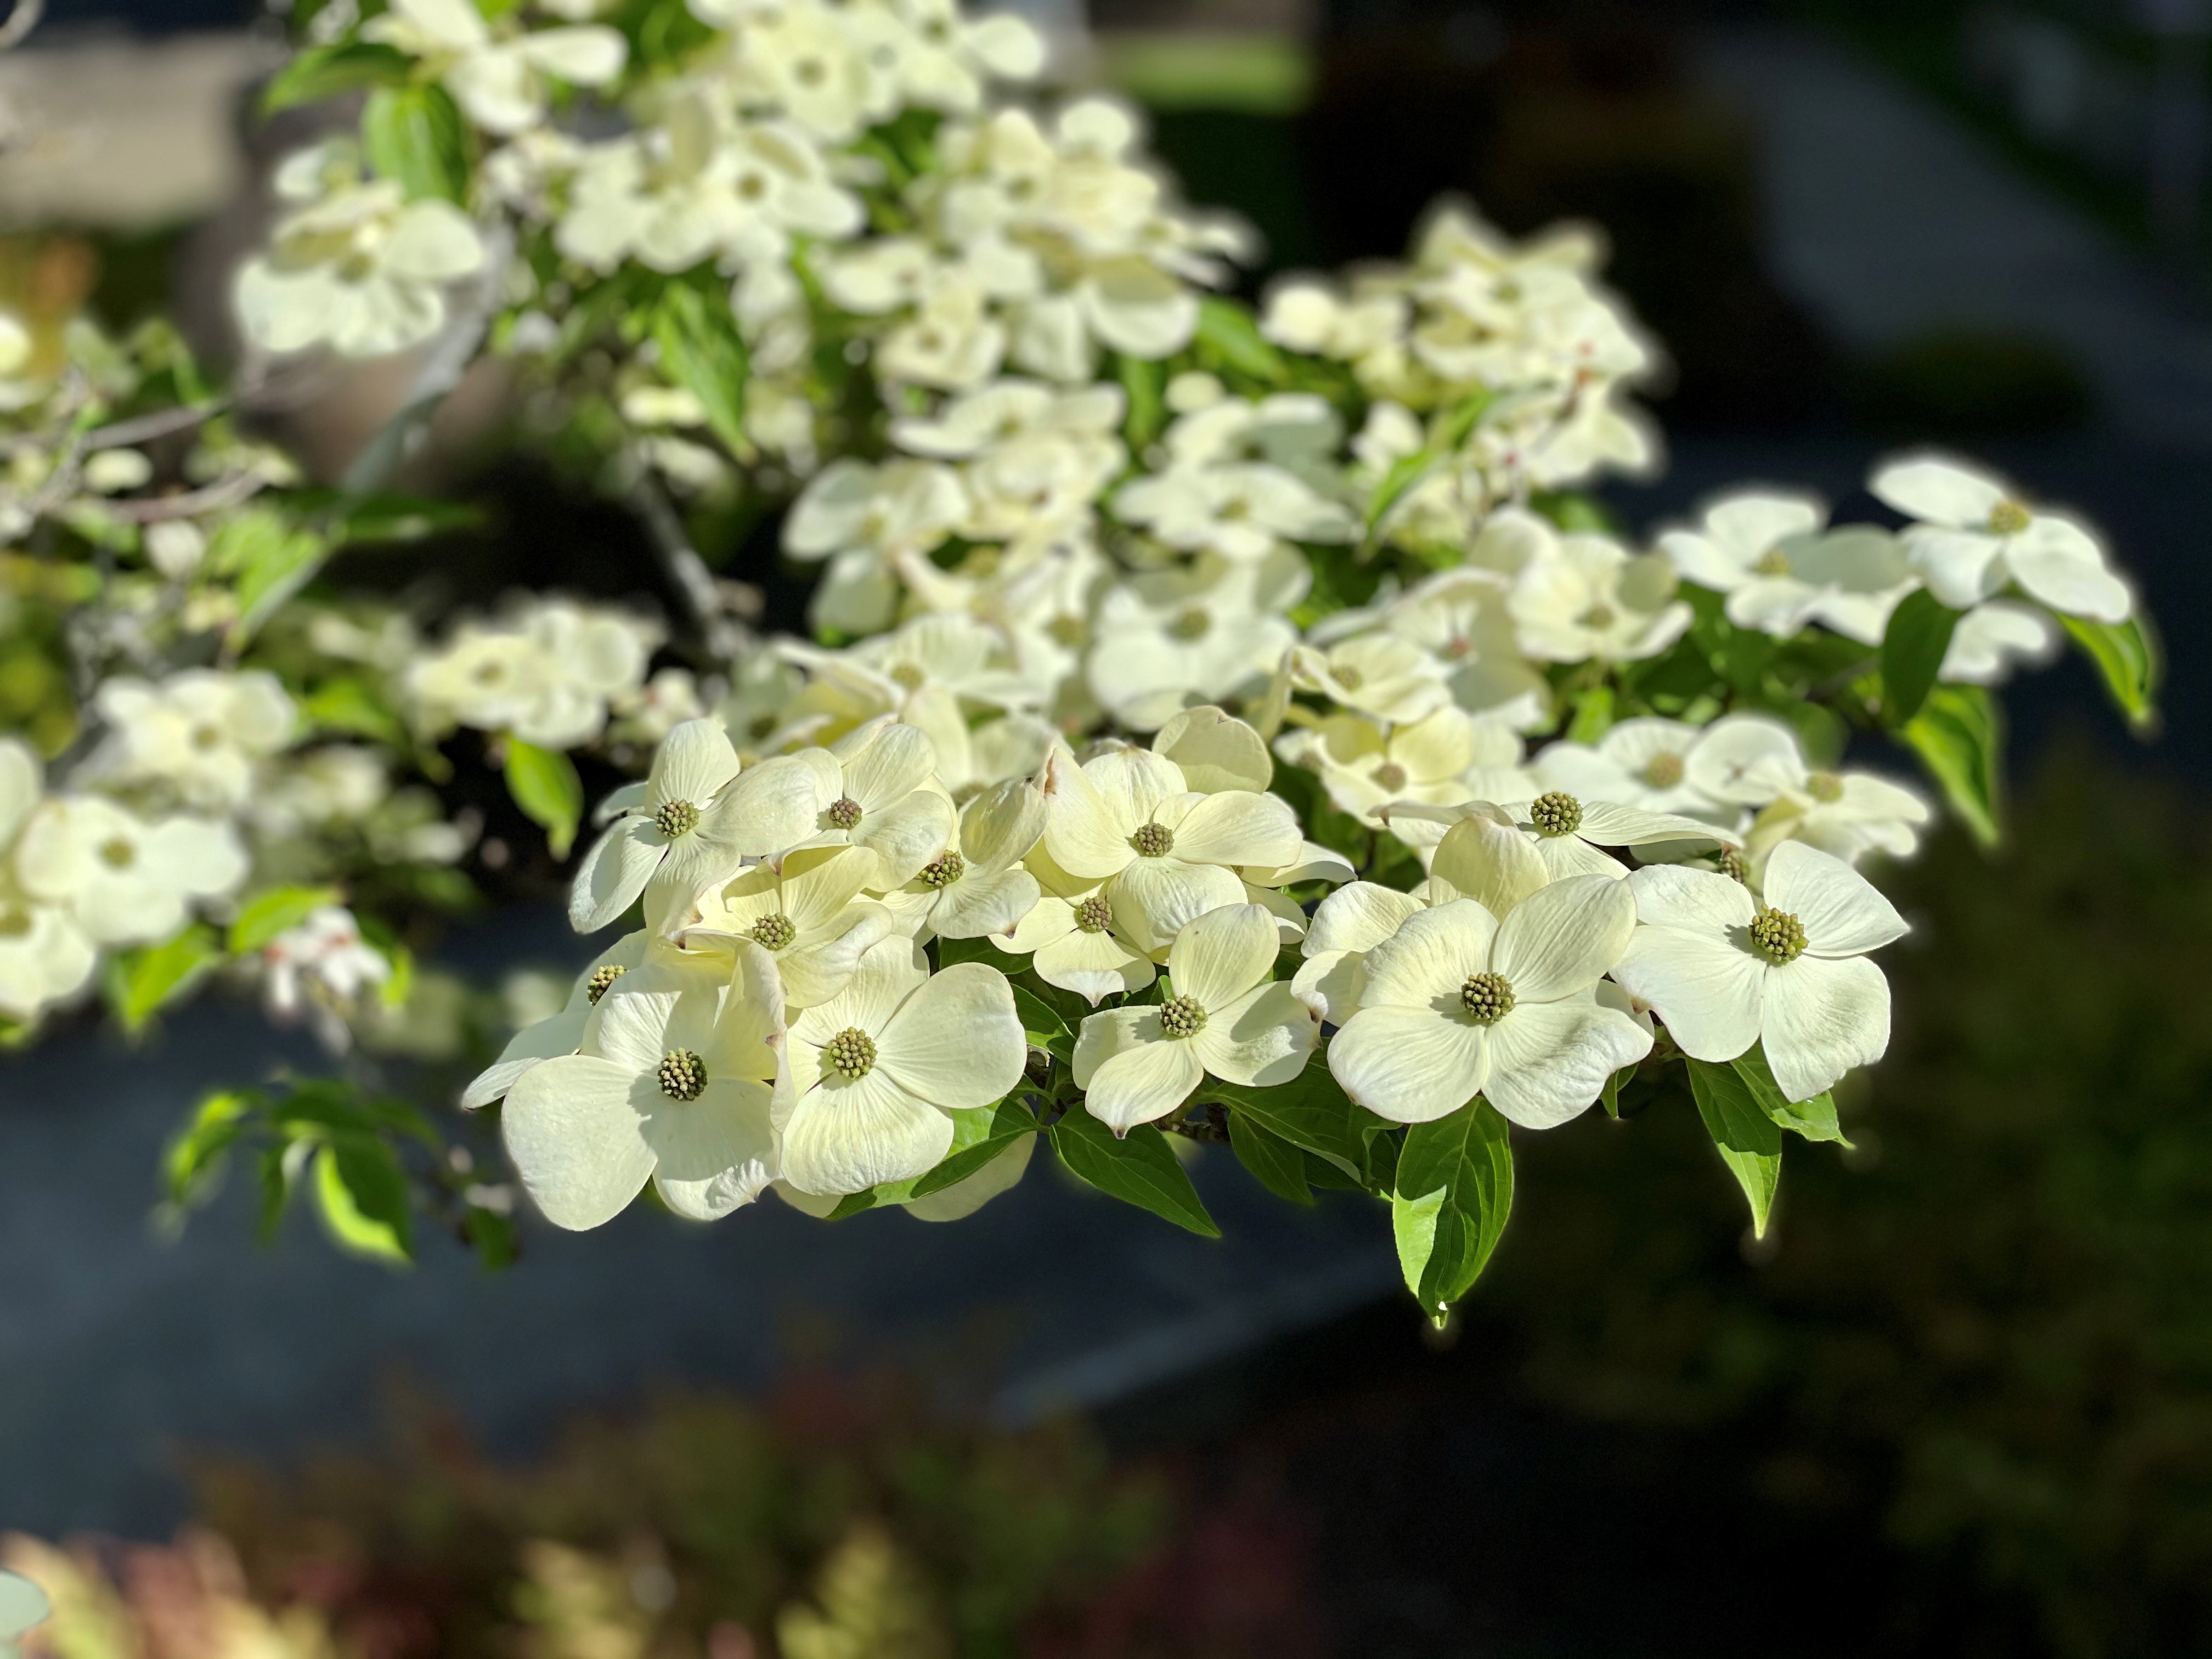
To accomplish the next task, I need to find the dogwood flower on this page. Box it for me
[992,847,1156,1003]
[1073,903,1319,1132]
[364,0,626,136]
[1657,493,1915,644]
[776,938,1026,1194]
[1326,877,1648,1127]
[1280,707,1528,849]
[783,457,969,634]
[1496,789,1723,879]
[502,941,786,1228]
[686,845,899,1007]
[1086,550,1307,732]
[1534,718,1739,824]
[876,777,1045,941]
[82,669,296,813]
[464,932,648,1109]
[789,719,957,889]
[1286,634,1451,725]
[1040,743,1301,954]
[1871,453,2130,623]
[257,904,392,1052]
[1612,840,1906,1101]
[1685,715,1930,865]
[15,795,246,946]
[1115,459,1354,564]
[571,720,822,932]
[1941,599,2060,685]
[1509,534,1692,663]
[0,871,96,1024]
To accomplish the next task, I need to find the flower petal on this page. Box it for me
[1194,981,1320,1086]
[859,789,957,888]
[501,1055,658,1231]
[1870,454,2007,527]
[1483,994,1652,1130]
[877,961,1026,1109]
[1291,948,1366,1024]
[777,1069,954,1195]
[1035,926,1158,1003]
[1327,1004,1487,1124]
[789,934,927,1045]
[1427,813,1549,916]
[569,817,664,932]
[1762,840,1909,957]
[780,904,900,1009]
[462,1006,585,1109]
[1152,704,1273,794]
[1610,924,1764,1064]
[1041,744,1136,879]
[904,1131,1036,1223]
[1080,1024,1207,1132]
[1163,788,1302,870]
[1305,881,1425,958]
[1357,900,1499,1011]
[930,867,1041,940]
[1169,901,1278,1009]
[651,718,741,809]
[842,720,938,811]
[647,1076,777,1220]
[1762,952,1890,1101]
[1492,873,1637,1002]
[1108,855,1243,956]
[1624,861,1757,933]
[700,752,823,856]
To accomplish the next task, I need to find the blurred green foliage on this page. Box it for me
[1488,748,2212,1656]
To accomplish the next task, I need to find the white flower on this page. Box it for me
[502,941,786,1227]
[1685,715,1929,865]
[1657,493,1915,644]
[1040,743,1300,955]
[776,937,1026,1194]
[258,904,392,1052]
[1870,452,2130,623]
[1115,459,1353,564]
[992,847,1156,1004]
[364,0,626,136]
[0,872,96,1024]
[686,844,899,1007]
[786,719,957,888]
[1491,789,1723,881]
[1279,706,1528,849]
[876,778,1044,942]
[464,932,648,1109]
[783,457,969,635]
[1940,599,2060,685]
[702,0,899,142]
[1612,840,1906,1102]
[570,720,822,932]
[235,147,484,359]
[1086,550,1307,732]
[1326,878,1649,1128]
[1072,902,1319,1132]
[1286,634,1451,725]
[408,600,656,748]
[1533,717,1737,823]
[84,669,296,812]
[1509,533,1692,663]
[869,0,1044,113]
[15,795,246,946]
[1362,563,1550,727]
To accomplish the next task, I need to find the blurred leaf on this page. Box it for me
[1880,588,1960,727]
[2061,614,2159,732]
[504,738,583,859]
[1193,297,1288,384]
[1730,1043,1848,1146]
[652,283,751,456]
[324,492,484,547]
[211,507,327,646]
[165,1088,258,1204]
[910,1098,1040,1198]
[363,84,471,204]
[1905,684,2004,847]
[465,1206,520,1271]
[1051,1110,1219,1238]
[1686,1056,1783,1238]
[1566,683,1615,744]
[1227,1109,1313,1205]
[262,41,414,111]
[109,924,223,1035]
[227,884,342,955]
[1115,353,1166,450]
[303,678,410,748]
[313,1137,414,1265]
[1392,1098,1514,1324]
[1528,489,1618,534]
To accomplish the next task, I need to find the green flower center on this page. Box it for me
[1749,906,1807,964]
[825,1026,877,1080]
[750,913,797,951]
[1807,771,1844,803]
[1130,821,1175,858]
[922,851,964,888]
[1640,752,1684,789]
[1987,499,2031,535]
[586,964,627,1004]
[1370,761,1408,793]
[658,1048,707,1101]
[889,662,926,691]
[1752,548,1792,577]
[1158,994,1207,1037]
[1578,605,1617,631]
[1333,664,1364,691]
[1530,791,1583,836]
[1169,607,1210,641]
[1047,614,1087,648]
[99,836,137,870]
[0,906,32,940]
[826,796,864,831]
[1074,895,1112,933]
[1459,971,1515,1024]
[1718,845,1750,884]
[654,798,699,838]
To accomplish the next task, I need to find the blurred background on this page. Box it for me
[4,1,2212,1654]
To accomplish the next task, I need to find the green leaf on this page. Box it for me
[256,1143,293,1244]
[1115,353,1166,450]
[227,885,343,955]
[1600,1063,1634,1120]
[261,40,415,112]
[1202,1058,1379,1186]
[1391,1098,1514,1324]
[2061,614,2159,732]
[1193,297,1289,383]
[109,924,224,1035]
[1904,684,2004,847]
[1363,448,1438,543]
[1527,489,1617,534]
[1729,1043,1848,1146]
[465,1206,519,1271]
[362,84,471,204]
[504,738,583,859]
[652,283,751,457]
[1011,983,1074,1062]
[325,492,484,548]
[312,1137,414,1265]
[1565,682,1615,744]
[1880,588,1960,727]
[303,678,411,749]
[1227,1109,1313,1204]
[165,1088,259,1204]
[1686,1056,1784,1238]
[206,505,328,645]
[1051,1109,1220,1238]
[909,1097,1040,1198]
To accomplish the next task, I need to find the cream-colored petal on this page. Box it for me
[1762,952,1889,1102]
[842,720,939,811]
[777,1070,954,1195]
[1492,873,1637,1003]
[877,961,1026,1109]
[789,933,927,1043]
[778,903,899,1008]
[1193,981,1319,1086]
[1356,899,1498,1011]
[1167,901,1279,1009]
[960,778,1047,872]
[1152,704,1272,794]
[1483,995,1651,1130]
[569,817,666,932]
[858,789,957,888]
[1034,927,1157,1004]
[1041,743,1137,879]
[1108,855,1244,956]
[501,1055,658,1231]
[1081,1026,1207,1132]
[646,1076,777,1220]
[1302,881,1423,958]
[929,866,1041,940]
[1762,840,1909,957]
[1326,1004,1487,1124]
[1610,923,1765,1064]
[1164,788,1302,870]
[1428,813,1548,916]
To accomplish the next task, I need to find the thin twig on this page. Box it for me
[628,454,751,665]
[105,469,268,522]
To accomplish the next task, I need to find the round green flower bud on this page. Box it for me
[1130,822,1175,858]
[1074,895,1112,933]
[750,913,797,951]
[1459,970,1515,1024]
[825,1027,877,1080]
[1158,994,1207,1037]
[1749,906,1807,964]
[922,851,965,888]
[653,798,699,838]
[1530,791,1583,836]
[658,1048,707,1101]
[586,964,627,1004]
[826,796,864,831]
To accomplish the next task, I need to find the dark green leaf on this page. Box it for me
[1051,1109,1220,1238]
[1729,1043,1848,1146]
[504,738,583,859]
[1363,448,1437,543]
[652,283,751,456]
[909,1097,1040,1198]
[1227,1109,1313,1204]
[1904,684,2004,847]
[1686,1056,1783,1238]
[1193,297,1289,383]
[1203,1058,1377,1185]
[256,1144,292,1244]
[1600,1063,1635,1120]
[362,84,471,204]
[466,1206,520,1271]
[1011,983,1074,1062]
[326,492,484,547]
[1880,588,1960,727]
[2061,614,2159,732]
[227,884,343,955]
[109,925,224,1034]
[1391,1098,1514,1324]
[261,41,414,112]
[312,1137,414,1264]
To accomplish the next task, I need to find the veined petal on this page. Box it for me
[779,903,899,1008]
[1532,834,1631,882]
[1428,814,1547,916]
[778,1069,953,1195]
[1763,840,1908,957]
[652,718,741,808]
[1164,788,1301,870]
[1153,704,1272,794]
[1108,855,1243,956]
[779,844,879,928]
[1290,948,1365,1024]
[1625,861,1757,933]
[789,934,926,1044]
[1305,881,1425,958]
[462,1006,586,1109]
[1611,924,1764,1063]
[1036,926,1157,1003]
[1492,874,1637,1002]
[1081,1027,1206,1132]
[502,1055,658,1231]
[961,778,1047,872]
[1327,1004,1487,1124]
[570,816,665,932]
[701,753,822,856]
[843,720,939,811]
[646,1076,776,1220]
[1574,800,1724,848]
[1358,900,1499,1011]
[1483,994,1651,1130]
[930,867,1041,940]
[1041,744,1136,879]
[1000,892,1077,953]
[1168,902,1278,1009]
[1762,952,1889,1102]
[877,961,1026,1109]
[1194,981,1319,1086]
[859,789,957,888]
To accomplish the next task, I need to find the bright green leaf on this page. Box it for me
[1203,1058,1377,1186]
[1010,983,1074,1062]
[110,925,224,1035]
[1904,684,2004,847]
[1686,1056,1783,1238]
[1193,297,1289,383]
[227,885,343,955]
[1227,1109,1313,1205]
[362,84,471,204]
[2061,614,2159,732]
[504,738,583,859]
[1115,353,1166,450]
[910,1097,1040,1198]
[262,41,414,111]
[303,678,410,748]
[1050,1109,1220,1238]
[1391,1098,1514,1324]
[1729,1043,1848,1146]
[1566,682,1615,744]
[1880,587,1960,727]
[312,1137,414,1265]
[652,283,751,457]
[165,1088,259,1204]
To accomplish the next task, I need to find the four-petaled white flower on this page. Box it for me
[464,932,647,1109]
[1611,840,1907,1102]
[776,938,1026,1194]
[1534,717,1737,824]
[1685,714,1929,866]
[1509,533,1694,664]
[1327,877,1649,1127]
[878,777,1046,941]
[15,795,246,946]
[992,847,1157,1004]
[1073,903,1320,1132]
[1657,492,1915,644]
[502,940,787,1228]
[791,718,958,889]
[365,0,627,136]
[686,845,899,1008]
[1871,453,2130,623]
